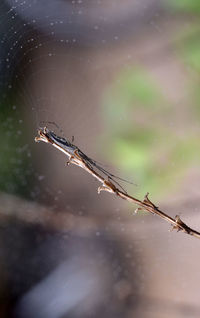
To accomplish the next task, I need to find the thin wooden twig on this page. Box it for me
[79,159,200,239]
[35,128,200,239]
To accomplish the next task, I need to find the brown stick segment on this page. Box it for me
[35,129,200,239]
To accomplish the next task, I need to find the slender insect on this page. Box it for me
[35,127,133,193]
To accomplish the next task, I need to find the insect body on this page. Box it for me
[35,127,132,192]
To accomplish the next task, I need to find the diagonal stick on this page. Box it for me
[35,129,200,239]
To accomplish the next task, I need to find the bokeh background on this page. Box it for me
[1,1,200,317]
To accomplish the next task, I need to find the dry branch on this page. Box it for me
[82,162,200,239]
[35,129,200,239]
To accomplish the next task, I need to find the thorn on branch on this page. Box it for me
[98,185,105,194]
[98,183,114,194]
[134,207,142,214]
[143,192,158,210]
[173,215,187,232]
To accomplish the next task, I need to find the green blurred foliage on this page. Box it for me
[168,0,200,13]
[178,26,200,116]
[102,67,200,199]
[181,36,200,73]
